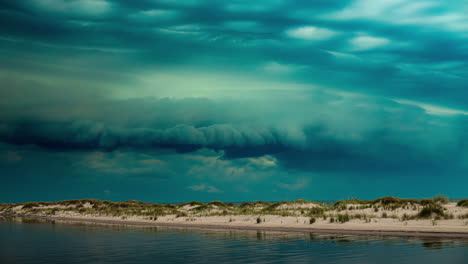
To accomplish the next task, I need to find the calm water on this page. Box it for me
[1,218,468,264]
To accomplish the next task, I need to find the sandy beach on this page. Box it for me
[2,214,468,239]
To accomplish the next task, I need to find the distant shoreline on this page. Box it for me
[2,197,468,239]
[3,214,468,239]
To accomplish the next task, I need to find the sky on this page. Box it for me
[1,0,468,203]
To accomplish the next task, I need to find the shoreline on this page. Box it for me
[3,214,468,239]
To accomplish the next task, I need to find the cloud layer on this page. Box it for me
[1,0,468,201]
[2,95,467,175]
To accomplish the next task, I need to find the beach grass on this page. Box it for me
[2,196,467,225]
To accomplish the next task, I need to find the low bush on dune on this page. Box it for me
[419,198,435,206]
[208,201,228,207]
[239,202,252,208]
[69,199,90,205]
[263,200,323,212]
[292,199,322,205]
[401,213,413,221]
[457,200,468,207]
[0,203,12,207]
[114,201,137,208]
[124,200,144,204]
[191,205,212,212]
[337,214,350,223]
[334,196,450,211]
[270,201,304,211]
[334,196,419,209]
[309,207,325,217]
[22,202,40,209]
[179,201,204,207]
[418,204,445,219]
[458,213,468,219]
[263,202,287,211]
[256,217,262,224]
[374,196,419,206]
[58,199,100,206]
[433,195,449,204]
[0,203,13,212]
[254,201,272,208]
[176,212,187,218]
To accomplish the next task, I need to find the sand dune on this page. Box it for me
[2,197,468,238]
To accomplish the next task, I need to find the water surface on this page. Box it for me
[1,218,467,264]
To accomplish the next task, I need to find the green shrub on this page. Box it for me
[444,214,454,220]
[334,196,452,209]
[336,205,347,211]
[433,195,449,204]
[46,208,59,215]
[58,199,103,206]
[123,200,144,204]
[353,213,366,220]
[309,217,316,224]
[176,212,187,218]
[309,207,324,216]
[22,202,40,209]
[458,213,468,219]
[420,198,435,206]
[208,201,228,207]
[457,200,468,207]
[418,204,445,219]
[241,201,271,208]
[191,205,212,211]
[401,213,412,221]
[337,214,350,223]
[180,201,204,207]
[257,217,262,224]
[263,202,286,211]
[239,202,252,208]
[374,196,418,207]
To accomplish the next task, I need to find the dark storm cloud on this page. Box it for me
[0,119,295,151]
[1,96,468,176]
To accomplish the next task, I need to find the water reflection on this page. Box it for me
[2,216,468,250]
[420,238,458,250]
[1,217,468,264]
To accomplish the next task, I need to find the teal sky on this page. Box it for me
[1,0,468,203]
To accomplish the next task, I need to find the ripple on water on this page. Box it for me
[0,219,467,264]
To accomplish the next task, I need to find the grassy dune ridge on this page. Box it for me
[1,196,468,224]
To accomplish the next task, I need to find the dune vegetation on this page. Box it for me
[457,199,468,207]
[1,196,468,226]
